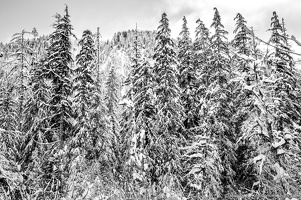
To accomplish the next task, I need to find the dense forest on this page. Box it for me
[0,5,301,200]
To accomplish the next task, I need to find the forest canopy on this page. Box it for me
[0,5,301,200]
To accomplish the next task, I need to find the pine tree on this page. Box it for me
[193,18,211,113]
[91,27,109,162]
[185,8,236,199]
[194,19,210,53]
[47,6,74,142]
[9,29,37,131]
[0,29,42,199]
[42,5,75,197]
[23,58,52,198]
[234,11,301,198]
[117,28,157,196]
[178,16,192,89]
[250,11,301,197]
[231,13,257,195]
[177,16,198,135]
[73,29,98,159]
[129,58,155,193]
[233,13,251,56]
[151,12,185,192]
[105,65,119,128]
[105,64,120,174]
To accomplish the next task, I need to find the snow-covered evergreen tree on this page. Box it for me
[247,11,300,197]
[73,29,101,160]
[177,16,198,135]
[47,6,74,142]
[9,29,37,131]
[193,18,211,115]
[184,8,236,199]
[105,64,119,134]
[105,64,120,174]
[151,12,185,192]
[41,5,75,197]
[233,11,301,199]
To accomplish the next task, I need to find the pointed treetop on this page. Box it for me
[156,12,171,39]
[233,13,247,34]
[179,16,190,38]
[211,7,224,29]
[65,4,69,16]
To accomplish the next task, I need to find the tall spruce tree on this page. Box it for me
[24,58,52,198]
[193,18,211,113]
[42,5,75,198]
[151,12,185,192]
[120,28,156,195]
[177,16,198,134]
[231,13,256,195]
[233,13,251,56]
[234,11,301,199]
[210,8,236,197]
[249,11,301,197]
[105,64,120,173]
[105,65,119,132]
[9,29,37,131]
[73,29,100,159]
[185,8,236,199]
[47,6,74,142]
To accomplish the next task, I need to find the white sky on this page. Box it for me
[0,0,301,53]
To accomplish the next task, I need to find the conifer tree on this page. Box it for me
[73,29,101,159]
[1,29,42,199]
[177,16,197,134]
[105,64,120,169]
[210,8,236,197]
[234,11,301,199]
[130,58,155,192]
[233,13,251,56]
[194,19,210,52]
[23,58,52,197]
[151,12,185,192]
[246,11,301,197]
[105,65,119,127]
[178,16,192,90]
[117,28,156,195]
[47,6,74,142]
[9,29,37,131]
[193,18,211,110]
[231,13,257,194]
[185,8,236,199]
[42,5,75,197]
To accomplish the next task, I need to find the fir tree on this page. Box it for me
[47,6,74,142]
[185,8,235,198]
[105,64,120,173]
[231,13,256,195]
[151,12,185,192]
[235,11,301,199]
[233,13,251,56]
[73,29,102,160]
[177,16,198,134]
[193,18,211,111]
[9,29,37,131]
[249,11,301,197]
[105,65,119,125]
[42,5,75,197]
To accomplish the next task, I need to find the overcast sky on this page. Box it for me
[0,0,301,45]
